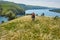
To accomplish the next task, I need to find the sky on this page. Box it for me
[3,0,60,8]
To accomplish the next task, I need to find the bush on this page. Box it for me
[36,14,38,16]
[41,13,44,16]
[1,21,4,23]
[54,16,59,20]
[7,13,16,20]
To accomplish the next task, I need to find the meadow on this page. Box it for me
[0,15,60,40]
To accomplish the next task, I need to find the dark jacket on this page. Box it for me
[32,13,35,18]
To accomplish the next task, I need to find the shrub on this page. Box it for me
[36,14,38,16]
[1,21,4,23]
[41,13,44,16]
[7,13,16,20]
[54,16,59,20]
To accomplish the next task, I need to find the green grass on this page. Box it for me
[0,15,60,40]
[0,1,25,16]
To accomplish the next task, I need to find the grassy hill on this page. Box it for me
[0,1,25,16]
[0,15,60,40]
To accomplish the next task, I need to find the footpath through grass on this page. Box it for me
[0,15,60,40]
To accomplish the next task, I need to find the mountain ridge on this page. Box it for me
[0,1,51,10]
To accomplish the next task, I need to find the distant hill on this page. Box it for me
[0,15,60,40]
[49,9,60,13]
[18,4,50,10]
[0,1,51,16]
[0,1,52,11]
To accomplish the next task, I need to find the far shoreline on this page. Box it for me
[49,9,60,13]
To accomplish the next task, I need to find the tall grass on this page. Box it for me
[0,15,60,40]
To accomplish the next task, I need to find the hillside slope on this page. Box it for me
[0,15,60,40]
[0,1,25,16]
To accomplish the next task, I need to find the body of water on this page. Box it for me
[0,16,8,24]
[0,9,60,23]
[26,9,60,17]
[0,15,23,24]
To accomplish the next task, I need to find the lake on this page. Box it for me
[0,16,8,24]
[0,9,60,23]
[26,9,60,17]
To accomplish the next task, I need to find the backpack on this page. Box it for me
[32,13,35,18]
